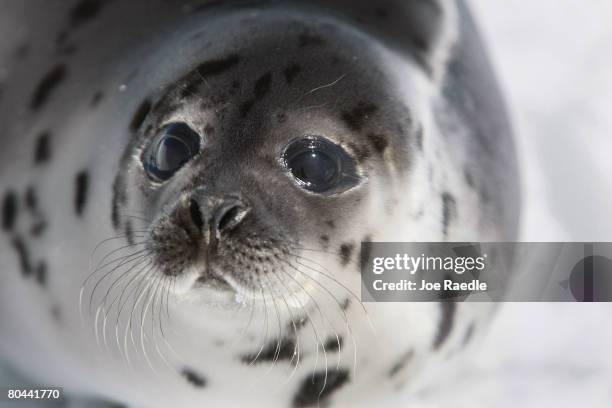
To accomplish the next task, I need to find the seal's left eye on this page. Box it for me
[283,136,359,194]
[143,123,200,182]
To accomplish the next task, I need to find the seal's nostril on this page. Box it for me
[218,205,240,231]
[189,198,204,230]
[216,202,247,233]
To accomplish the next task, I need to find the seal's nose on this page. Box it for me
[189,194,249,238]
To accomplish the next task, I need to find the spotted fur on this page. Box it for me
[0,1,519,407]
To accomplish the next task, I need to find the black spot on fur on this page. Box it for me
[204,123,215,135]
[35,262,47,287]
[74,171,89,216]
[388,349,414,377]
[462,322,475,347]
[34,132,51,164]
[241,337,297,364]
[298,33,325,48]
[360,236,373,272]
[91,91,104,107]
[339,243,354,266]
[181,368,206,388]
[284,64,302,84]
[441,192,456,236]
[433,302,456,350]
[24,187,37,213]
[129,99,152,132]
[239,72,273,117]
[69,0,106,28]
[341,103,378,131]
[320,235,329,249]
[51,305,62,321]
[197,54,240,77]
[325,220,335,229]
[479,185,491,204]
[293,315,309,331]
[2,191,18,232]
[125,220,135,245]
[254,72,272,98]
[30,220,48,237]
[415,124,424,150]
[293,369,349,407]
[111,175,126,229]
[464,167,475,188]
[30,64,67,111]
[366,133,388,154]
[11,236,32,277]
[323,336,343,353]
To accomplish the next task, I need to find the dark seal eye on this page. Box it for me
[283,137,359,194]
[143,123,201,182]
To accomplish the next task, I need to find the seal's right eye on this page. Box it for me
[143,122,201,182]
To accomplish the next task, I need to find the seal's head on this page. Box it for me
[113,11,438,304]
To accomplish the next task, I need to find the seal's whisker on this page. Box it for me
[248,280,271,367]
[109,257,152,353]
[289,253,365,371]
[290,250,366,312]
[260,272,284,376]
[125,266,156,371]
[139,273,162,375]
[153,276,184,365]
[101,253,152,312]
[89,233,148,260]
[88,249,151,316]
[87,249,150,313]
[102,256,152,355]
[267,270,302,382]
[292,253,377,344]
[280,260,340,387]
[122,271,150,371]
[81,242,149,315]
[88,245,150,292]
[283,256,353,372]
[117,213,150,222]
[149,275,174,372]
[232,289,257,348]
[288,73,347,108]
[276,266,328,384]
[113,260,155,363]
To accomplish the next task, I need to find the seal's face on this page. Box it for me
[116,16,420,301]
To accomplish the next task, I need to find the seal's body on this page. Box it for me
[0,1,519,406]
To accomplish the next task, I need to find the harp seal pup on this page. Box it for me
[0,0,519,406]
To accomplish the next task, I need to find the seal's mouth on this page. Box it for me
[193,271,234,292]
